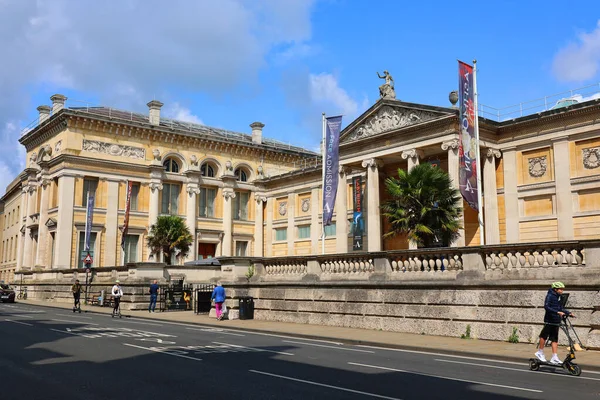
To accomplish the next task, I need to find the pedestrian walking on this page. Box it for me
[71,280,82,312]
[149,279,159,313]
[111,280,123,317]
[211,281,226,320]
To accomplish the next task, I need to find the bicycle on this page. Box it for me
[17,286,27,300]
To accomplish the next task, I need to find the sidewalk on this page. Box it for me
[21,299,600,372]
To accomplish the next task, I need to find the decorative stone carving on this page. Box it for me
[377,70,396,99]
[361,158,383,170]
[222,190,236,200]
[441,139,459,151]
[255,194,267,203]
[583,147,600,169]
[39,178,51,188]
[338,165,347,176]
[82,139,145,160]
[528,156,547,178]
[301,198,310,213]
[449,91,459,107]
[29,152,37,166]
[186,185,200,195]
[347,105,439,141]
[54,140,62,153]
[149,182,163,192]
[225,160,233,172]
[486,148,502,159]
[190,155,198,166]
[257,165,264,179]
[278,201,287,216]
[401,149,423,161]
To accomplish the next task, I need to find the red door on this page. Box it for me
[197,243,217,259]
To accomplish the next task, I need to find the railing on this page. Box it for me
[319,254,374,274]
[478,82,600,122]
[263,258,308,275]
[388,250,463,273]
[482,243,585,271]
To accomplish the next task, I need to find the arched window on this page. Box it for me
[201,162,215,178]
[234,167,248,182]
[163,158,180,173]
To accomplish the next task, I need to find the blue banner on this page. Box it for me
[352,176,364,251]
[322,115,342,226]
[84,192,95,252]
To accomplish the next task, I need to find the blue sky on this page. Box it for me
[1,0,600,191]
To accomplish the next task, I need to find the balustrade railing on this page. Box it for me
[388,250,463,273]
[264,259,308,275]
[319,255,374,274]
[483,243,585,270]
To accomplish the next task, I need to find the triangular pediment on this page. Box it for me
[340,100,455,144]
[45,218,57,228]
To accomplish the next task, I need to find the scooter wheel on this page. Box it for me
[567,363,581,376]
[528,359,540,371]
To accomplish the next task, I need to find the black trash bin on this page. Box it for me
[239,296,254,320]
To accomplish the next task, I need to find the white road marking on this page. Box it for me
[111,319,164,327]
[50,318,99,325]
[56,313,93,319]
[435,358,600,382]
[11,314,34,318]
[250,370,402,400]
[123,343,202,361]
[5,319,33,326]
[50,328,80,336]
[212,341,294,356]
[282,340,374,353]
[137,338,177,345]
[348,362,543,393]
[186,327,245,337]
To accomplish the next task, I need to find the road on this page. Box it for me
[1,303,599,400]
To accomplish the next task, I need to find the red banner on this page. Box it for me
[458,60,479,211]
[121,181,133,250]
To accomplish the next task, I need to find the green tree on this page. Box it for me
[382,163,463,248]
[146,215,193,264]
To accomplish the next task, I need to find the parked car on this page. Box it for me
[0,283,16,303]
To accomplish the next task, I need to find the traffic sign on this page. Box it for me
[83,254,93,264]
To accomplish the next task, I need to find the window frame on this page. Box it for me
[324,223,336,237]
[161,183,181,215]
[200,163,215,178]
[82,177,98,207]
[297,225,311,240]
[198,187,217,218]
[233,191,249,221]
[274,227,287,241]
[234,167,248,182]
[130,183,140,211]
[163,158,180,173]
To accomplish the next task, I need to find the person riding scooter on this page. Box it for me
[535,282,575,364]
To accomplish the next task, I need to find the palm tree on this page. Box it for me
[382,163,463,248]
[146,215,193,264]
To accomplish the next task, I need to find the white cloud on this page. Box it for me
[552,20,600,82]
[165,103,204,125]
[309,73,365,117]
[0,0,317,183]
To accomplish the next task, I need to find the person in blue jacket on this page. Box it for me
[534,282,575,364]
[211,281,226,320]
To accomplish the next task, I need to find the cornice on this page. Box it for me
[571,174,600,185]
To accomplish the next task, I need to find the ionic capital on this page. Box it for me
[223,190,236,200]
[361,158,384,170]
[149,182,163,192]
[186,185,200,195]
[401,148,424,161]
[254,194,267,204]
[441,139,459,151]
[486,148,502,160]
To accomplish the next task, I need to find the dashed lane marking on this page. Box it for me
[123,343,202,361]
[282,340,374,353]
[212,341,294,356]
[4,319,33,326]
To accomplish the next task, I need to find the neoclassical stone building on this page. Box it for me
[1,89,600,276]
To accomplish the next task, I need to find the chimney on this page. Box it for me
[250,122,265,145]
[50,94,67,114]
[37,105,51,124]
[147,100,164,126]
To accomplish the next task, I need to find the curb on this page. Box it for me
[16,301,600,373]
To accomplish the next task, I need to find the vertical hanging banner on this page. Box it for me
[352,176,364,251]
[84,191,95,252]
[322,115,343,226]
[458,60,479,210]
[121,181,133,250]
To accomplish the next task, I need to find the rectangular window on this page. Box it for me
[235,241,248,256]
[130,184,140,211]
[123,235,139,263]
[275,228,287,241]
[199,187,217,217]
[324,223,336,237]
[50,232,56,268]
[83,178,98,207]
[234,191,249,221]
[297,225,311,239]
[78,231,97,269]
[161,183,180,215]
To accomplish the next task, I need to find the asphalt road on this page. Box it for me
[1,303,599,400]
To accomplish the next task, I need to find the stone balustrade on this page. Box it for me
[387,249,463,273]
[319,254,375,274]
[482,242,586,270]
[263,258,308,275]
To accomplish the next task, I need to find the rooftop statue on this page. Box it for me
[377,70,396,99]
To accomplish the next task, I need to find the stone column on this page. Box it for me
[222,189,235,257]
[22,183,38,269]
[335,166,348,253]
[553,138,574,240]
[54,175,75,269]
[503,148,519,243]
[35,179,51,267]
[287,193,296,255]
[442,139,465,247]
[254,195,266,257]
[483,149,502,245]
[310,187,320,254]
[147,182,162,261]
[185,184,199,262]
[265,197,274,257]
[401,148,423,171]
[16,185,27,271]
[104,180,119,266]
[361,158,383,252]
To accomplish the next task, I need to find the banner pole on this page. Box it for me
[473,59,485,246]
[321,112,326,255]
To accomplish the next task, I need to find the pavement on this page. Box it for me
[2,301,600,400]
[19,298,600,371]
